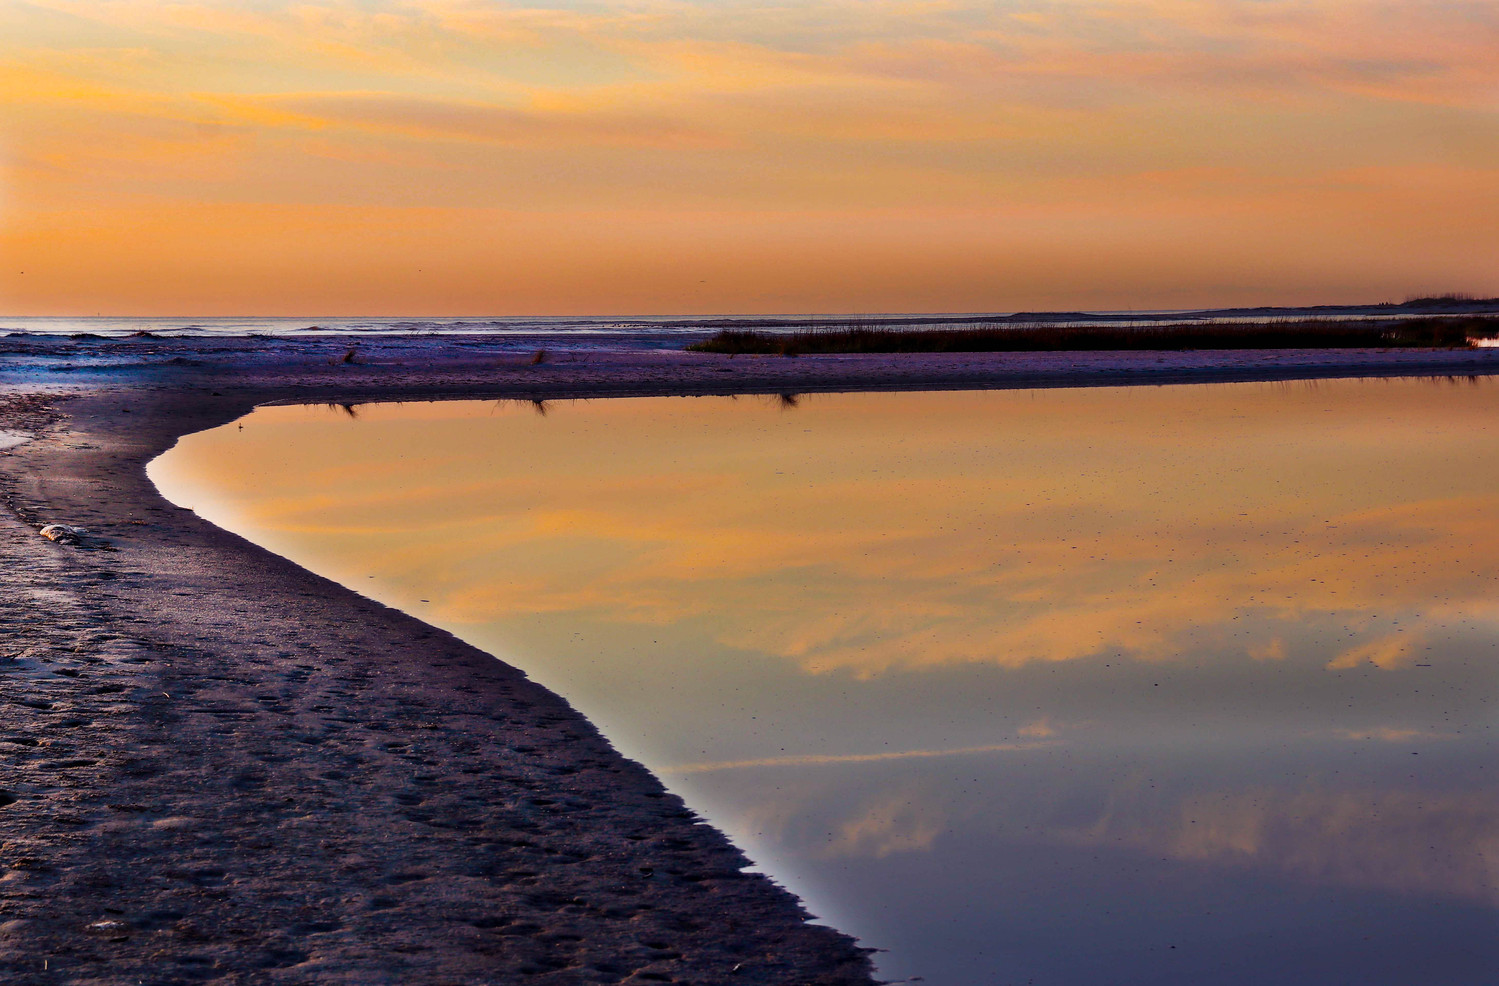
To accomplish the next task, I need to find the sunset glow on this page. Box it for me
[3,0,1496,315]
[153,381,1499,679]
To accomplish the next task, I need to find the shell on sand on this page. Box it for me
[39,524,86,544]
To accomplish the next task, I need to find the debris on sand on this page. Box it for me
[39,524,87,544]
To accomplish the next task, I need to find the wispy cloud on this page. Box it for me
[4,0,1494,312]
[661,740,1052,775]
[1069,781,1499,903]
[822,788,946,858]
[257,92,722,147]
[1335,726,1454,743]
[185,384,1499,680]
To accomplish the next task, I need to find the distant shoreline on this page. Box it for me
[687,315,1499,356]
[3,295,1497,342]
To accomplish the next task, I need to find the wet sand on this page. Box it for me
[2,335,1498,984]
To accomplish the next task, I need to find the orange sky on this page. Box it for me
[2,0,1496,316]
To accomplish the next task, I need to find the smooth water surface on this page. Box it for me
[150,380,1499,985]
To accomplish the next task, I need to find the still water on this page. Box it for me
[150,379,1499,985]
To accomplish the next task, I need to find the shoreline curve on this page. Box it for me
[3,337,1499,983]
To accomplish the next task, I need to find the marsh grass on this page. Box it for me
[688,316,1499,355]
[1402,293,1499,307]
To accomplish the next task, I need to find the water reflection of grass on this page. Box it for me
[689,316,1499,355]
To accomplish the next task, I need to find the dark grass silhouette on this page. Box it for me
[688,316,1499,356]
[1402,293,1499,308]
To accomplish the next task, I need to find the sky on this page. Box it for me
[1,0,1496,316]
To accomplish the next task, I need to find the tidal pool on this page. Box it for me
[150,379,1499,985]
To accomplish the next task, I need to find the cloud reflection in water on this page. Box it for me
[151,378,1499,984]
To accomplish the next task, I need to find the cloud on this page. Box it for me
[1327,634,1420,670]
[5,0,1497,311]
[259,92,723,148]
[168,384,1499,680]
[662,740,1051,775]
[1018,718,1057,738]
[1068,783,1499,903]
[822,789,945,858]
[1335,727,1453,742]
[1248,638,1286,662]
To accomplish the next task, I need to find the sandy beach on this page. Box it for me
[4,335,1499,984]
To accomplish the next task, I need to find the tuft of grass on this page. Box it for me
[687,316,1499,356]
